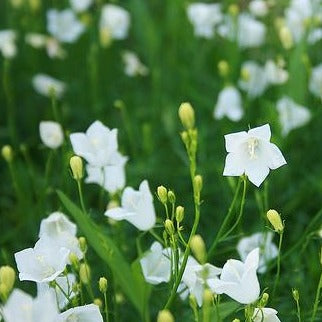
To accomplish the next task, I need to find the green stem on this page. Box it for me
[310,270,322,322]
[149,229,164,245]
[273,232,283,297]
[51,93,59,123]
[104,292,109,322]
[295,298,302,322]
[54,281,71,303]
[77,180,87,215]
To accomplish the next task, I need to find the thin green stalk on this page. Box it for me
[149,229,164,245]
[104,292,109,322]
[55,281,71,303]
[295,297,302,322]
[273,232,283,297]
[310,270,322,322]
[77,180,87,215]
[51,93,59,123]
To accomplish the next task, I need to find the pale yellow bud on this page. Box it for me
[107,200,119,210]
[28,0,41,12]
[203,289,213,306]
[0,284,8,299]
[228,4,239,16]
[0,266,15,293]
[157,186,168,204]
[218,60,230,77]
[94,298,103,308]
[178,102,195,130]
[99,277,108,293]
[164,219,175,236]
[194,175,203,193]
[78,237,87,253]
[157,309,175,322]
[190,234,206,264]
[259,292,269,307]
[79,263,91,284]
[267,209,284,233]
[292,288,299,302]
[100,27,112,48]
[70,155,83,180]
[2,145,13,163]
[175,206,184,223]
[232,319,241,322]
[241,68,250,82]
[279,26,293,50]
[167,190,176,204]
[69,253,79,270]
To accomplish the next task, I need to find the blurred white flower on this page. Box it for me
[217,15,235,40]
[276,96,311,136]
[237,13,266,48]
[85,152,128,194]
[47,9,85,43]
[239,61,268,98]
[211,248,260,304]
[15,238,70,283]
[104,180,156,231]
[122,51,149,77]
[237,232,278,273]
[214,86,243,122]
[32,74,66,99]
[70,120,119,167]
[70,0,93,13]
[249,0,269,17]
[309,64,322,98]
[0,30,17,59]
[264,60,289,85]
[99,4,130,40]
[57,304,103,322]
[253,307,281,322]
[140,242,171,285]
[3,289,58,322]
[187,3,222,38]
[39,121,64,149]
[308,28,322,44]
[223,124,287,187]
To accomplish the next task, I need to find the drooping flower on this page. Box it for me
[223,124,287,187]
[276,96,311,136]
[32,74,66,99]
[211,248,260,304]
[264,60,289,85]
[47,9,85,43]
[213,86,243,122]
[69,0,93,13]
[57,304,103,322]
[309,64,322,98]
[104,180,156,231]
[0,30,17,59]
[122,51,149,77]
[253,307,281,322]
[237,232,278,273]
[249,0,269,17]
[39,121,64,149]
[140,242,172,285]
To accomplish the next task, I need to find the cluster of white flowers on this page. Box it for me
[0,30,17,59]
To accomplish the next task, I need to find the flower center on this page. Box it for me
[247,138,259,159]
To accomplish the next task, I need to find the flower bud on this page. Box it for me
[99,27,112,48]
[180,131,189,144]
[28,0,41,12]
[218,60,229,78]
[79,263,91,285]
[94,298,103,308]
[279,26,293,50]
[167,190,176,204]
[157,186,168,204]
[259,292,269,307]
[241,67,250,81]
[189,294,197,310]
[0,266,15,293]
[69,253,79,271]
[78,237,87,253]
[232,319,240,322]
[175,206,184,223]
[194,175,203,194]
[70,155,83,180]
[190,234,206,264]
[228,4,239,16]
[292,288,299,302]
[157,309,174,322]
[0,284,8,300]
[164,219,175,236]
[2,145,13,163]
[203,289,213,306]
[178,102,195,130]
[267,209,284,233]
[99,277,108,293]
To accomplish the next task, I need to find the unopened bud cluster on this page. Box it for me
[267,209,284,233]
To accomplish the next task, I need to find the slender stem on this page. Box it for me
[295,297,302,322]
[77,180,87,215]
[104,292,109,322]
[55,281,71,303]
[51,93,59,122]
[149,229,164,245]
[310,270,322,322]
[273,232,283,297]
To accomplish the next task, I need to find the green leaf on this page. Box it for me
[57,190,147,318]
[210,301,241,320]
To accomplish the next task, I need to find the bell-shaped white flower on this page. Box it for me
[140,242,172,285]
[104,180,156,231]
[3,289,58,322]
[309,64,322,98]
[32,74,66,99]
[214,86,243,122]
[70,120,119,168]
[253,307,281,322]
[15,238,70,283]
[276,96,311,136]
[70,0,93,13]
[211,248,260,304]
[85,152,128,194]
[237,232,278,273]
[0,30,17,59]
[39,121,64,149]
[99,4,130,40]
[237,13,266,48]
[187,3,223,39]
[122,51,149,77]
[264,60,289,85]
[249,0,269,17]
[223,124,287,187]
[57,304,103,322]
[47,9,85,43]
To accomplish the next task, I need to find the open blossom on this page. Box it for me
[253,307,281,322]
[187,3,222,38]
[249,0,269,17]
[104,180,156,231]
[122,51,149,77]
[309,64,322,98]
[47,9,85,43]
[264,60,289,85]
[15,238,70,283]
[57,304,103,322]
[213,86,243,122]
[0,30,17,58]
[70,0,93,13]
[32,74,66,99]
[140,242,171,285]
[99,4,130,40]
[211,248,260,304]
[39,121,64,149]
[237,232,278,273]
[276,96,311,136]
[223,124,286,187]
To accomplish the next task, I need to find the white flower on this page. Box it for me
[15,238,70,283]
[217,15,235,40]
[0,30,17,58]
[223,124,287,187]
[214,86,243,122]
[187,3,222,39]
[104,180,156,231]
[47,9,85,43]
[276,96,311,136]
[211,248,260,304]
[32,74,66,99]
[39,121,64,149]
[140,242,171,285]
[264,60,289,85]
[57,304,103,322]
[85,152,128,194]
[70,120,119,167]
[3,289,58,322]
[253,307,281,322]
[99,4,130,40]
[237,13,266,48]
[308,28,322,44]
[239,61,268,98]
[237,232,278,273]
[249,0,269,17]
[70,0,93,13]
[309,64,322,98]
[122,51,149,77]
